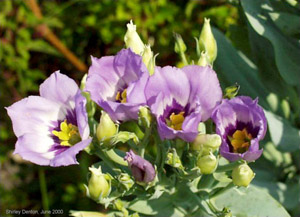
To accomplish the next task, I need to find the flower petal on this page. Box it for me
[39,71,78,106]
[14,133,56,165]
[182,65,222,121]
[75,91,90,140]
[6,96,65,137]
[50,138,92,167]
[146,66,190,108]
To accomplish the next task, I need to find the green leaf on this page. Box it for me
[211,185,290,217]
[128,193,185,216]
[212,28,269,109]
[268,12,300,37]
[265,110,300,151]
[241,0,300,86]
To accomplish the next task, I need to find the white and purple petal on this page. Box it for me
[7,72,90,167]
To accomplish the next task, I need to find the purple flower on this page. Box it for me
[85,48,149,121]
[124,150,156,183]
[6,71,91,167]
[211,96,267,162]
[145,65,222,142]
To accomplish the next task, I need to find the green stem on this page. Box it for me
[39,168,50,217]
[210,182,235,199]
[216,161,244,173]
[198,174,215,190]
[106,149,128,166]
[94,149,122,174]
[138,127,151,157]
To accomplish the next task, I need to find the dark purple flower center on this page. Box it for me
[161,100,191,131]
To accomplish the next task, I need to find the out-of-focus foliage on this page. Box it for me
[0,0,299,216]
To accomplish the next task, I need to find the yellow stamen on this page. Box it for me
[115,89,127,103]
[52,120,80,147]
[168,111,185,130]
[229,128,252,153]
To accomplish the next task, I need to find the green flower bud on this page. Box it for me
[96,111,117,142]
[138,106,152,128]
[197,51,210,67]
[174,33,187,54]
[199,18,217,64]
[166,148,184,169]
[191,134,221,155]
[124,20,144,55]
[197,152,218,174]
[87,167,111,200]
[224,83,240,99]
[232,164,255,187]
[142,45,156,75]
[118,173,134,191]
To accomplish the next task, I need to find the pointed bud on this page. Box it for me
[96,111,117,142]
[142,45,156,75]
[124,20,144,55]
[174,33,187,54]
[232,164,255,187]
[87,167,111,200]
[191,134,221,155]
[197,152,218,174]
[118,173,134,191]
[124,150,156,183]
[197,51,210,67]
[138,106,152,128]
[199,18,217,63]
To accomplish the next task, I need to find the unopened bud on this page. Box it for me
[174,33,187,54]
[124,150,156,183]
[191,134,221,155]
[118,173,134,191]
[96,111,117,142]
[232,164,255,187]
[197,51,210,67]
[199,18,217,63]
[142,45,156,75]
[197,152,218,174]
[124,20,144,55]
[87,167,111,200]
[166,149,183,169]
[224,83,240,99]
[138,106,152,128]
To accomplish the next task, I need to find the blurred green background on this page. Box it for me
[0,0,299,216]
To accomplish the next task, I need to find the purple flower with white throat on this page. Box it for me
[6,71,91,167]
[85,48,149,121]
[211,96,267,162]
[145,65,222,142]
[124,150,156,183]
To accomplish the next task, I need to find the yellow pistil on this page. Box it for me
[115,89,127,103]
[229,128,252,153]
[167,111,185,130]
[52,120,81,146]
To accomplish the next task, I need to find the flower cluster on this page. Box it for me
[6,19,267,216]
